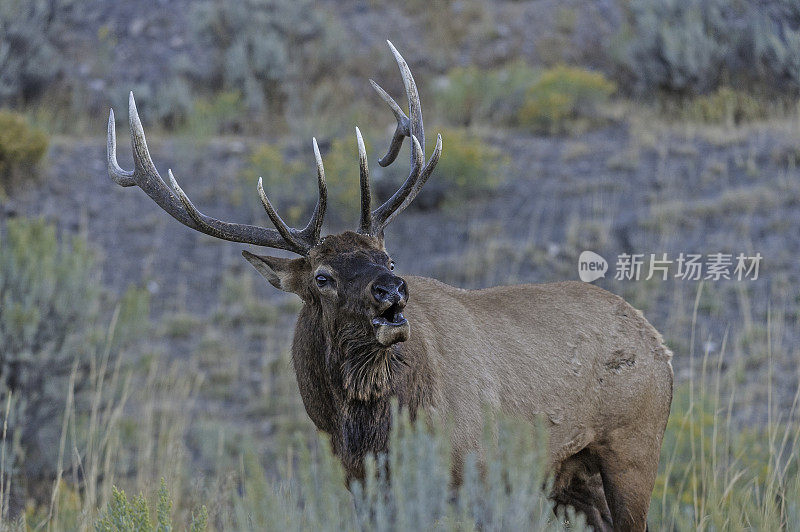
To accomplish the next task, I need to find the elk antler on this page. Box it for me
[107,92,327,255]
[357,40,442,237]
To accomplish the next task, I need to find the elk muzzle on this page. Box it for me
[369,274,409,346]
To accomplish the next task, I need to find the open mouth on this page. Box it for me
[372,302,407,328]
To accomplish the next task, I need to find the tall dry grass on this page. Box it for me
[0,282,794,530]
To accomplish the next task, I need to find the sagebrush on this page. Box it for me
[0,111,48,188]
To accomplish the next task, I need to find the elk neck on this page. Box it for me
[299,299,410,403]
[291,300,434,481]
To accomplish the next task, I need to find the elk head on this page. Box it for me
[107,42,441,387]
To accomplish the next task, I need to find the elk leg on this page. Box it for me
[551,450,613,531]
[596,444,659,532]
[551,479,612,531]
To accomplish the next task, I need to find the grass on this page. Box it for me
[0,273,793,531]
[652,286,800,529]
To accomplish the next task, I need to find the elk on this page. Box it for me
[107,42,673,531]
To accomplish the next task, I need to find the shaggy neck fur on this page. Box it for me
[292,301,431,483]
[331,321,407,403]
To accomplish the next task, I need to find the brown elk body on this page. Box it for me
[107,42,673,531]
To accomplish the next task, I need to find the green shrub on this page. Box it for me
[186,91,249,137]
[187,0,326,116]
[753,0,800,94]
[682,87,768,125]
[230,406,577,530]
[0,111,48,187]
[0,218,147,512]
[321,134,373,221]
[0,219,97,501]
[518,65,616,134]
[241,135,373,228]
[355,129,506,212]
[612,0,729,95]
[433,61,538,127]
[652,381,799,529]
[239,142,307,224]
[133,86,250,135]
[150,78,195,132]
[612,0,800,96]
[0,0,101,120]
[96,478,207,532]
[0,0,64,104]
[435,63,615,135]
[430,128,507,202]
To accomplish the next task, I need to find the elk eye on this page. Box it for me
[315,274,330,287]
[389,261,395,271]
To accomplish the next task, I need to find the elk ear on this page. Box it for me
[242,251,309,293]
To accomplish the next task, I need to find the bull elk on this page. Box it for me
[106,41,673,531]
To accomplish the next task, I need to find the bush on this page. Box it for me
[0,218,147,513]
[652,382,799,529]
[518,66,616,134]
[429,128,507,204]
[434,64,615,135]
[433,62,539,127]
[0,111,48,188]
[0,218,95,507]
[187,0,325,116]
[150,78,195,132]
[242,135,378,228]
[239,142,307,224]
[0,0,64,104]
[0,0,99,109]
[752,0,800,93]
[186,91,249,137]
[230,406,575,530]
[243,129,507,225]
[612,0,800,96]
[96,479,207,532]
[366,128,506,212]
[682,87,768,125]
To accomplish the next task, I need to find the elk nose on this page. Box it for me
[370,277,407,306]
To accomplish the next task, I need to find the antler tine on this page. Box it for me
[388,40,425,159]
[297,137,327,244]
[363,42,442,237]
[372,135,424,230]
[370,40,426,167]
[382,133,442,230]
[356,127,372,233]
[106,92,321,254]
[256,177,306,251]
[256,137,330,253]
[107,108,135,186]
[369,80,409,167]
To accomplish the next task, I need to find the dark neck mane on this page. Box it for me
[332,322,407,402]
[292,301,432,482]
